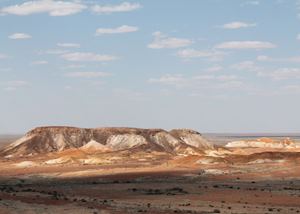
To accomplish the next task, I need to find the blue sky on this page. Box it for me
[0,0,300,134]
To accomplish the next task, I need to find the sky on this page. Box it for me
[0,0,300,134]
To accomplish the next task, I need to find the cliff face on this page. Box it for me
[0,126,214,157]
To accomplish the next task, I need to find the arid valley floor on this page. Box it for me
[0,127,300,214]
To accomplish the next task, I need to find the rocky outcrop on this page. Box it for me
[0,126,214,157]
[170,129,213,150]
[225,137,298,149]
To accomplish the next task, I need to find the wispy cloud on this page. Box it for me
[57,43,80,48]
[148,32,193,49]
[221,21,256,29]
[256,55,273,61]
[9,33,32,40]
[256,55,300,63]
[258,68,300,80]
[65,71,111,78]
[0,0,87,16]
[31,60,48,65]
[2,80,29,91]
[194,74,239,82]
[148,74,186,87]
[215,41,276,50]
[0,53,8,59]
[61,52,117,62]
[231,61,260,71]
[149,74,243,90]
[241,1,260,6]
[176,49,224,61]
[43,49,69,55]
[95,25,138,35]
[62,64,85,69]
[206,65,223,72]
[91,2,141,14]
[5,80,29,87]
[297,0,300,18]
[177,49,216,58]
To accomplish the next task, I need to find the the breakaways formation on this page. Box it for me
[1,126,300,168]
[0,126,214,158]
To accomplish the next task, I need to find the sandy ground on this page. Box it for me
[1,159,300,214]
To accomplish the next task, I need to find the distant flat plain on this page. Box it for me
[0,135,21,149]
[203,133,300,145]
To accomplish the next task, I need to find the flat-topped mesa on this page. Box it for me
[170,129,201,135]
[26,126,85,135]
[0,126,214,157]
